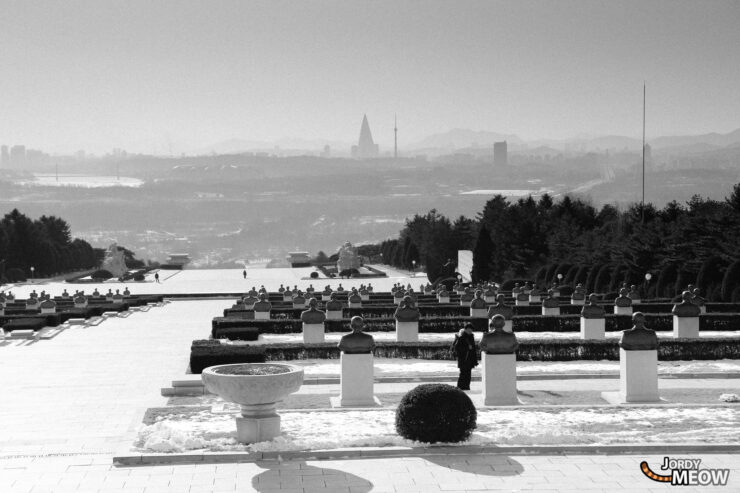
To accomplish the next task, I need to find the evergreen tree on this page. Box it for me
[471,225,494,282]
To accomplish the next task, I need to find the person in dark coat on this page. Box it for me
[452,323,478,390]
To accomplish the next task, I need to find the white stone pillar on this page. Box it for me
[325,310,342,320]
[254,311,270,320]
[515,298,529,307]
[339,353,375,406]
[580,318,605,340]
[470,308,488,319]
[541,306,560,316]
[619,349,659,402]
[438,295,450,304]
[614,306,632,316]
[302,323,325,344]
[529,294,541,303]
[571,298,585,306]
[395,321,419,342]
[482,353,518,405]
[673,316,700,338]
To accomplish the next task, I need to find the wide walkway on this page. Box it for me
[1,452,738,492]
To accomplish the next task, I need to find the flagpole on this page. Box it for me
[642,82,646,223]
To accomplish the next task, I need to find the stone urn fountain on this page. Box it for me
[201,363,304,443]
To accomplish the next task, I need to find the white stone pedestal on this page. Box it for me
[438,296,450,304]
[482,353,519,405]
[542,307,560,316]
[673,316,699,338]
[302,323,325,344]
[515,299,529,307]
[699,306,706,315]
[236,403,281,443]
[571,299,585,306]
[254,311,270,320]
[321,293,332,301]
[529,295,541,303]
[283,295,292,302]
[348,302,362,309]
[614,306,632,316]
[503,320,513,333]
[395,321,419,342]
[617,349,659,403]
[325,310,342,320]
[580,318,605,340]
[470,308,488,319]
[484,295,496,303]
[360,294,370,301]
[337,353,377,407]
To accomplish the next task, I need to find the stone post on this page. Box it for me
[528,287,541,303]
[459,290,474,307]
[628,284,641,304]
[613,288,633,316]
[39,300,57,314]
[253,293,271,321]
[300,298,326,344]
[437,289,450,304]
[483,286,497,303]
[325,293,343,320]
[480,315,519,405]
[292,295,306,310]
[580,293,605,340]
[469,290,488,319]
[336,316,377,407]
[394,296,420,342]
[541,290,560,316]
[487,294,513,333]
[605,312,660,403]
[571,284,586,306]
[672,291,700,338]
[515,292,529,307]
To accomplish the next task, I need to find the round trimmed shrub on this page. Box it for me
[133,273,145,281]
[395,384,477,443]
[310,271,319,279]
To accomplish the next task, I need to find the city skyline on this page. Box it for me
[1,1,739,154]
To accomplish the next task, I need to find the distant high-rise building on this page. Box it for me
[0,145,9,168]
[351,114,379,159]
[493,141,508,166]
[10,145,26,168]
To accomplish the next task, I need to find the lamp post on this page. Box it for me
[412,260,416,277]
[557,273,563,285]
[644,272,652,299]
[30,266,35,281]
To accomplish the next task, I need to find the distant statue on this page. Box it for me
[101,242,128,278]
[337,241,361,274]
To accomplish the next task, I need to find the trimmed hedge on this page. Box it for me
[212,326,259,341]
[193,337,740,364]
[2,317,47,332]
[212,313,740,339]
[396,384,477,443]
[189,340,266,374]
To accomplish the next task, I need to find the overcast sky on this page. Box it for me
[1,0,739,154]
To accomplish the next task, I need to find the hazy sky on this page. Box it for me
[1,0,739,154]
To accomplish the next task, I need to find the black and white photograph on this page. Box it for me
[1,1,739,491]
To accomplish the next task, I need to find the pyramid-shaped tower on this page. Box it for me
[351,114,379,158]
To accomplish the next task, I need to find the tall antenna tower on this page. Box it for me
[641,82,646,223]
[394,114,398,159]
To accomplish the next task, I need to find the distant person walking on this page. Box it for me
[154,272,160,283]
[243,269,247,279]
[451,323,478,390]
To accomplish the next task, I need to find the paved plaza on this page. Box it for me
[1,270,739,492]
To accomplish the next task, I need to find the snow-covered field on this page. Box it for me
[135,406,740,454]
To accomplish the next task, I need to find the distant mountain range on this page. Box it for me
[196,127,740,156]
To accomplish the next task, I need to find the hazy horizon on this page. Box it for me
[1,0,739,154]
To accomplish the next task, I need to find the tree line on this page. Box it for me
[0,209,100,282]
[374,183,740,301]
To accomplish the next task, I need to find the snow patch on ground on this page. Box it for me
[134,406,740,454]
